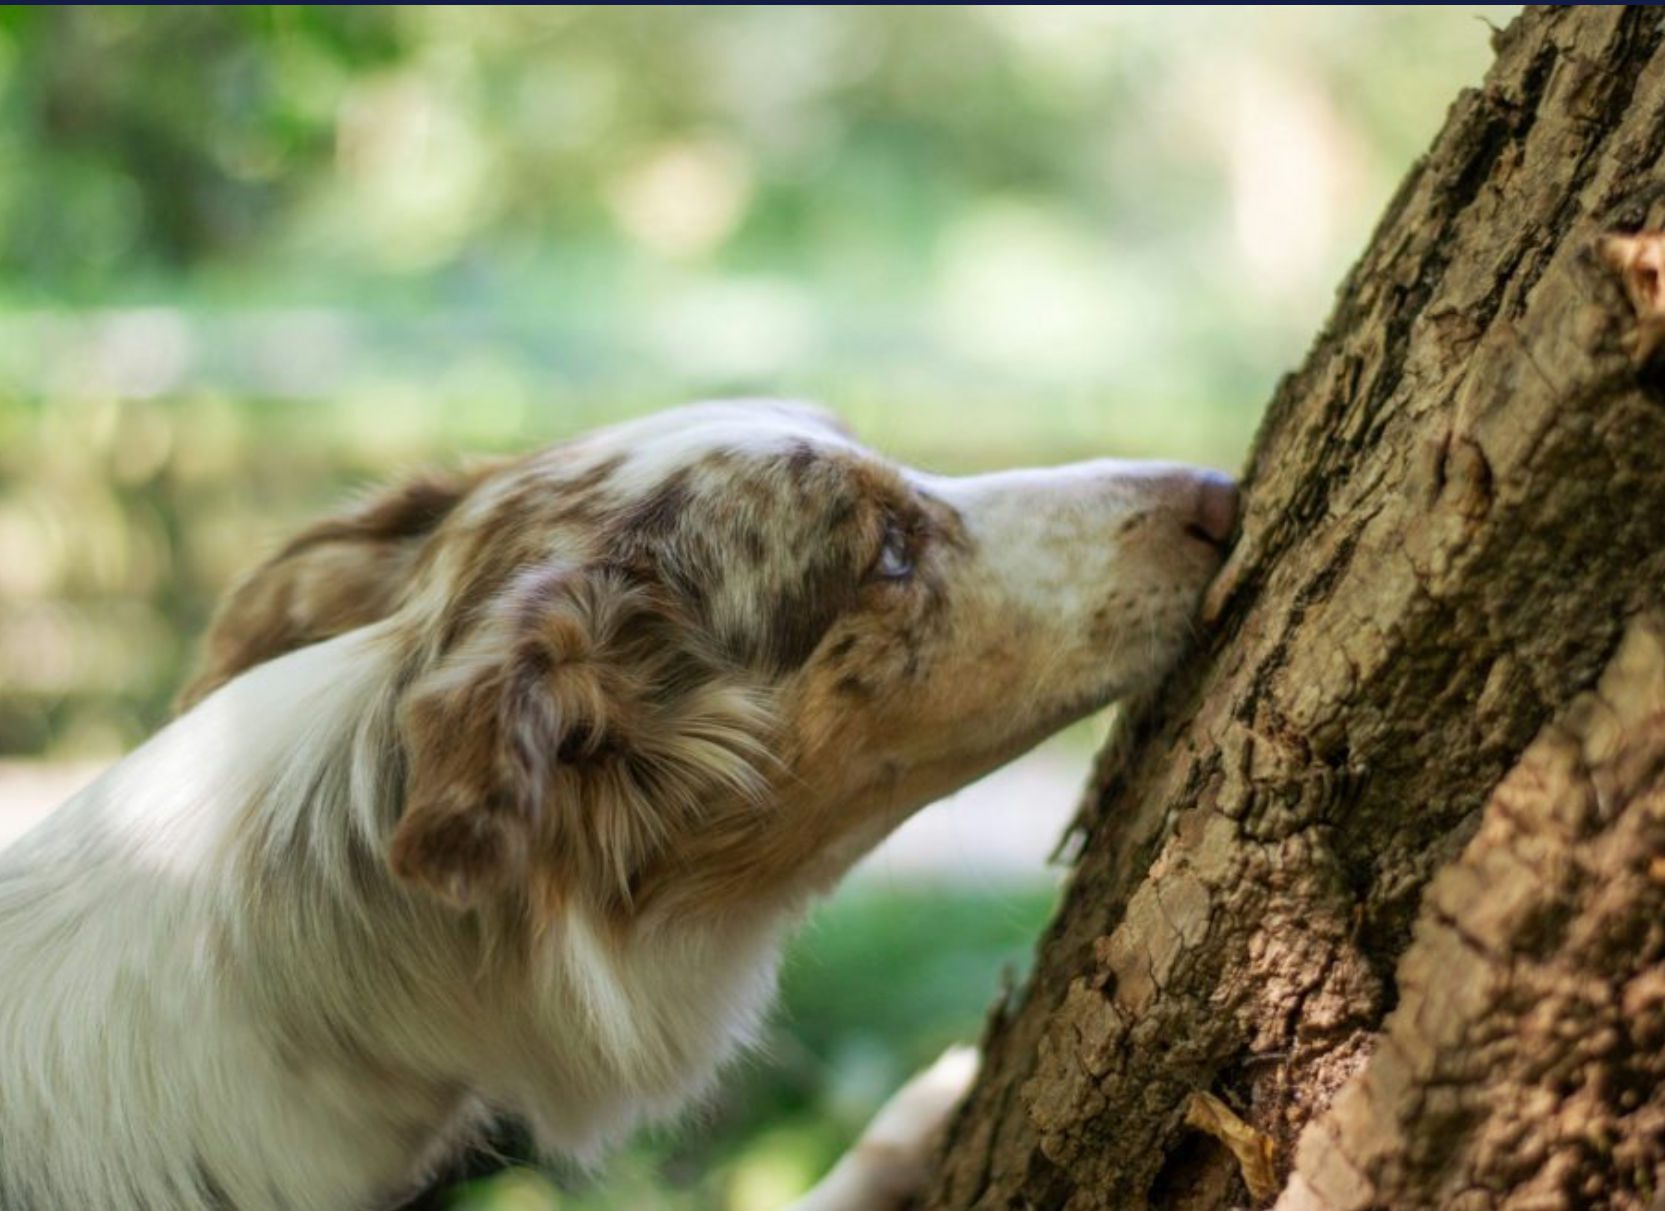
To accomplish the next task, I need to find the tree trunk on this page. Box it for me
[919,7,1665,1209]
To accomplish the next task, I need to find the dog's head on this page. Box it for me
[184,402,1235,918]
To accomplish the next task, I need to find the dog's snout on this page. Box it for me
[1189,470,1239,546]
[1123,464,1239,548]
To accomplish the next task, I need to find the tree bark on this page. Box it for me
[919,7,1665,1210]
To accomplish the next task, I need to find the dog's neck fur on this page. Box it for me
[0,628,794,1211]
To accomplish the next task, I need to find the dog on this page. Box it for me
[0,400,1236,1210]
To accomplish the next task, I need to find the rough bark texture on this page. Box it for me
[920,7,1665,1210]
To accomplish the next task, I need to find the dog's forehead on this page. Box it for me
[448,402,879,549]
[584,400,859,494]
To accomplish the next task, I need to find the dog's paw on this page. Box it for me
[856,1044,980,1168]
[788,1045,979,1211]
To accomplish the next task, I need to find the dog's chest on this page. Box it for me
[513,912,790,1153]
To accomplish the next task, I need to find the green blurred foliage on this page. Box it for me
[0,8,1514,1206]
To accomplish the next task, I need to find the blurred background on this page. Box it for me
[0,6,1512,1208]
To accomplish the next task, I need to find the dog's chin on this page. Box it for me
[1041,607,1208,736]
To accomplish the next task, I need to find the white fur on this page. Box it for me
[0,630,791,1210]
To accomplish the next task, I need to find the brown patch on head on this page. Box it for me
[723,453,886,672]
[740,526,767,565]
[570,440,906,678]
[557,453,632,524]
[175,462,501,710]
[410,449,645,657]
[785,440,818,483]
[617,467,696,543]
[390,564,775,911]
[833,673,874,699]
[560,452,629,500]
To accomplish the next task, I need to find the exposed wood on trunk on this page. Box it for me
[919,7,1665,1209]
[1279,613,1665,1211]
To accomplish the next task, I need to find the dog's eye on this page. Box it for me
[871,524,914,582]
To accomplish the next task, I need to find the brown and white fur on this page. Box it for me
[0,401,1236,1211]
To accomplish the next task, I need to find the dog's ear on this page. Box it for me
[389,565,774,910]
[176,464,496,711]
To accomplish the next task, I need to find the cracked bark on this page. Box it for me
[917,7,1665,1210]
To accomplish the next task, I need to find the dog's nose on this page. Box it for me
[1190,470,1239,546]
